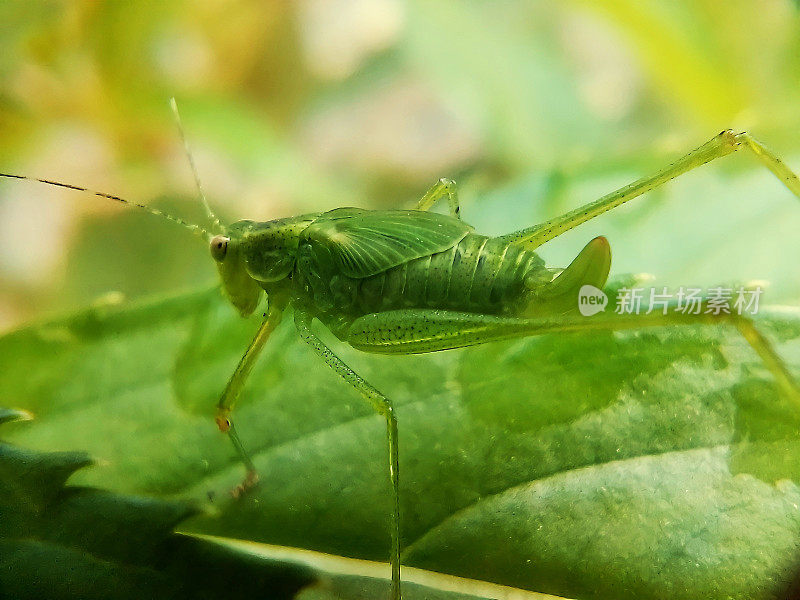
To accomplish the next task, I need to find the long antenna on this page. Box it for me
[0,173,211,240]
[169,97,224,234]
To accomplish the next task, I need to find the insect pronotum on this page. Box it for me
[3,102,800,600]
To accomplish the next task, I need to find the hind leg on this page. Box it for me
[345,308,800,406]
[500,130,800,250]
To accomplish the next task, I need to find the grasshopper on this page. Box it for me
[3,115,800,600]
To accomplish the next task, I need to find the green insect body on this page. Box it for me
[5,124,800,600]
[216,207,610,342]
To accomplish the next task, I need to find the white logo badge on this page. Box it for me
[578,285,608,316]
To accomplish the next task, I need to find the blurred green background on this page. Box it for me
[1,0,800,332]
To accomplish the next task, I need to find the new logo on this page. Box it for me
[578,285,608,316]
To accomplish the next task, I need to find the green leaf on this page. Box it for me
[0,409,317,600]
[0,407,557,600]
[2,287,800,599]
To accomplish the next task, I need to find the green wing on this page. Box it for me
[302,208,473,278]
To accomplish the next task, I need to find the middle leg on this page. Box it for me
[294,307,402,600]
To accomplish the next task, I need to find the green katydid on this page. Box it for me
[3,113,800,600]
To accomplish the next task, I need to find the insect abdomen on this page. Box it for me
[356,234,549,315]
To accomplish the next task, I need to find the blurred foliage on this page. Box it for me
[1,0,800,329]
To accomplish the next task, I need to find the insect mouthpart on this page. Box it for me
[210,235,230,262]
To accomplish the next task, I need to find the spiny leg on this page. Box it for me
[216,304,284,497]
[345,308,800,407]
[500,130,800,250]
[294,307,402,600]
[415,177,461,219]
[732,316,799,404]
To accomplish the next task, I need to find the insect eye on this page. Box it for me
[210,235,229,262]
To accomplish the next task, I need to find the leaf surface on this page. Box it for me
[2,288,800,599]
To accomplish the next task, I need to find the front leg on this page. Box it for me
[415,177,461,219]
[294,307,402,600]
[215,303,284,497]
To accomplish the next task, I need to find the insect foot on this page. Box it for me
[231,469,260,499]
